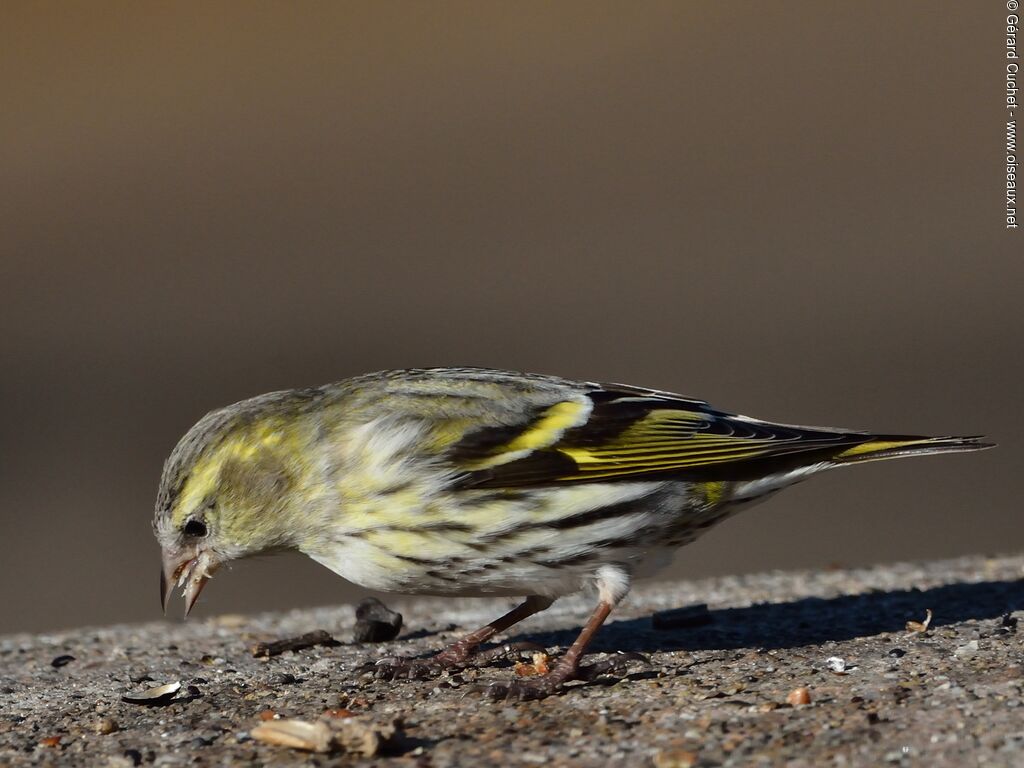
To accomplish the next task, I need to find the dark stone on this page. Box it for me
[50,655,75,668]
[353,598,403,643]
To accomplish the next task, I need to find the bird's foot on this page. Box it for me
[483,651,650,701]
[483,657,576,702]
[373,641,545,681]
[576,651,649,681]
[465,641,547,666]
[373,655,448,681]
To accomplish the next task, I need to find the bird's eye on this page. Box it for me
[183,519,208,538]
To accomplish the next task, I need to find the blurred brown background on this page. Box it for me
[1,2,1019,635]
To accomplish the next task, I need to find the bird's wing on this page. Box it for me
[445,383,872,488]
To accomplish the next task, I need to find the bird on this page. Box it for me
[153,367,992,700]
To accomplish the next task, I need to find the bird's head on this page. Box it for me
[153,394,319,615]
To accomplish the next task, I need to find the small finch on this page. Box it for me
[153,368,991,700]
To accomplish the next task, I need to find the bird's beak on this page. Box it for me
[161,547,220,617]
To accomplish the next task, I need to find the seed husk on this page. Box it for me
[121,681,182,705]
[251,719,333,753]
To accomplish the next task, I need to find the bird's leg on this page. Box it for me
[430,596,553,667]
[374,595,553,680]
[485,599,613,701]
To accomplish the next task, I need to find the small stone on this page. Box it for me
[353,598,403,643]
[955,640,980,659]
[94,718,119,735]
[653,748,699,768]
[787,687,812,706]
[51,654,75,668]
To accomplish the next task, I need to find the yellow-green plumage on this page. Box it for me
[153,367,991,699]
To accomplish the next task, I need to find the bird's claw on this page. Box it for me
[576,651,651,681]
[371,641,544,681]
[484,676,566,702]
[479,652,651,701]
[373,656,445,681]
[467,641,546,666]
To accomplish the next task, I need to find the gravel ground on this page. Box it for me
[2,554,1022,767]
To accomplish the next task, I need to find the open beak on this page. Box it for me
[161,547,219,617]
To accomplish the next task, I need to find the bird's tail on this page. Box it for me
[831,435,994,465]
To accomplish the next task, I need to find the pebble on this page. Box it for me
[93,718,119,735]
[787,687,812,706]
[955,640,980,659]
[353,597,403,643]
[653,748,699,767]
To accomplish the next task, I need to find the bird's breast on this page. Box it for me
[303,477,729,597]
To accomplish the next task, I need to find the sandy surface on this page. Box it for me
[1,554,1022,767]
